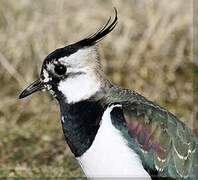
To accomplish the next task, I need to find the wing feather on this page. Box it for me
[108,94,197,179]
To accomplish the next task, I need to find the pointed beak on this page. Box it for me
[19,79,44,99]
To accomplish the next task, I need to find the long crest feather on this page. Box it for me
[75,8,118,47]
[44,8,118,61]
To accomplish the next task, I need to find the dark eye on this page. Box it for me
[54,64,67,76]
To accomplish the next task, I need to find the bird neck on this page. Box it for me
[59,99,105,157]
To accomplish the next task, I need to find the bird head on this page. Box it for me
[19,9,118,104]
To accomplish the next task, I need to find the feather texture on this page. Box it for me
[106,87,198,179]
[44,8,118,62]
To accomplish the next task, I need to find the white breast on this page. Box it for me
[77,105,151,179]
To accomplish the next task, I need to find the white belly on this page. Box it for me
[77,105,151,179]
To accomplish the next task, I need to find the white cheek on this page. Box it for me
[58,74,100,104]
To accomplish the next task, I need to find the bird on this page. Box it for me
[19,9,197,179]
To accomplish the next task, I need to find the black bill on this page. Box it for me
[19,79,44,99]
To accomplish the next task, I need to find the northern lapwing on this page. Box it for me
[19,9,198,179]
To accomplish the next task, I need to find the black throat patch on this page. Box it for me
[59,99,105,157]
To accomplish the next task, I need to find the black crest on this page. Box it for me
[75,8,118,47]
[45,8,118,61]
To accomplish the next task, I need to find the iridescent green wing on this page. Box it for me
[108,89,198,179]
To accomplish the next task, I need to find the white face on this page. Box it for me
[41,47,101,104]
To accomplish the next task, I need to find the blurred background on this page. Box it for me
[0,0,196,177]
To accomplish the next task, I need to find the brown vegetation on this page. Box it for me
[0,0,195,177]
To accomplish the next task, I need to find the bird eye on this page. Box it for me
[54,64,67,76]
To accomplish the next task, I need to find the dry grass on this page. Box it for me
[0,0,195,177]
